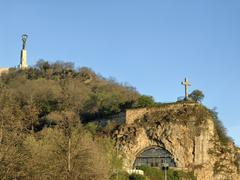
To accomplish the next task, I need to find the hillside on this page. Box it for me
[0,61,151,179]
[0,61,239,180]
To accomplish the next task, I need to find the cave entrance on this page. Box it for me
[133,146,176,169]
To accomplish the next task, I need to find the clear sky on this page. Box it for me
[1,0,240,146]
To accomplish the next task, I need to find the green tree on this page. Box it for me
[189,89,205,103]
[23,127,110,180]
[135,95,155,108]
[46,110,80,177]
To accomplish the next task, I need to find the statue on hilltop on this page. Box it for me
[22,34,28,50]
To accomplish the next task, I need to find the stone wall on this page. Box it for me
[125,103,196,125]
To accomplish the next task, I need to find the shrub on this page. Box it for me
[209,108,233,145]
[129,174,146,180]
[138,166,164,180]
[138,166,196,180]
[189,89,205,102]
[110,171,130,180]
[135,95,155,108]
[168,169,196,180]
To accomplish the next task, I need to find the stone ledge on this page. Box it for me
[126,102,198,125]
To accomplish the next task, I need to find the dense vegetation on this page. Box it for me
[140,166,196,180]
[207,107,233,146]
[0,60,150,179]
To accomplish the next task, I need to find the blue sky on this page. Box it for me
[1,0,240,146]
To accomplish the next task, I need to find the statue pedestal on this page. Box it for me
[19,49,28,69]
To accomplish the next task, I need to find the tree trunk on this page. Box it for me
[0,119,3,144]
[68,137,71,173]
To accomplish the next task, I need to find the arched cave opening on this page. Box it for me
[133,146,176,169]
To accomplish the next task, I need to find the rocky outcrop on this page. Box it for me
[112,102,240,180]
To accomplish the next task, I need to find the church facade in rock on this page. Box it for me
[133,146,176,169]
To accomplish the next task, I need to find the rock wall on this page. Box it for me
[113,103,240,180]
[126,108,147,125]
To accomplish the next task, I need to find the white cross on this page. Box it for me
[181,78,191,100]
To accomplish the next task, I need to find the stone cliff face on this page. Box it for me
[112,103,240,180]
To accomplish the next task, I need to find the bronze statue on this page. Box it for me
[22,34,28,50]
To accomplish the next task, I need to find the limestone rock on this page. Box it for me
[112,102,240,180]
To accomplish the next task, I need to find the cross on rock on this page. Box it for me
[181,78,191,100]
